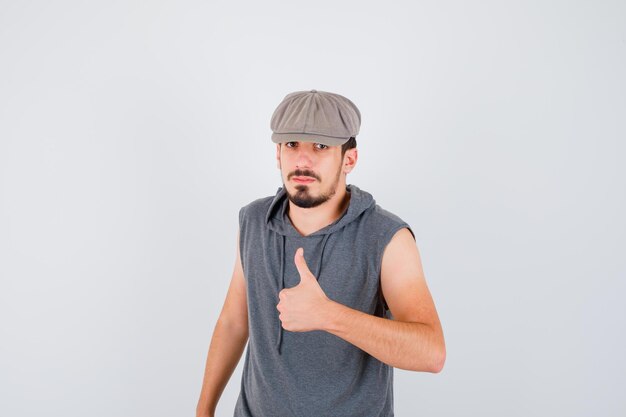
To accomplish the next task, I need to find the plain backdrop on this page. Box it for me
[1,1,625,416]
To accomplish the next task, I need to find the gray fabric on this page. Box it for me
[234,183,415,417]
[270,89,361,146]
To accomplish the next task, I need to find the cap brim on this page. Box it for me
[271,132,349,146]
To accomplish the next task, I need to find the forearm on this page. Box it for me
[196,319,248,417]
[322,300,445,372]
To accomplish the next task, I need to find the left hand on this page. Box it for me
[276,247,332,332]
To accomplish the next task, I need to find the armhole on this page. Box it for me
[377,223,415,318]
[238,206,246,272]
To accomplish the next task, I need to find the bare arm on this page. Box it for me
[322,228,445,372]
[196,227,249,417]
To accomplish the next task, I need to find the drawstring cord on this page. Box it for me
[276,233,331,355]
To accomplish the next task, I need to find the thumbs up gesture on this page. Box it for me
[276,247,332,332]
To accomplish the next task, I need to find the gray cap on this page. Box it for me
[270,89,361,146]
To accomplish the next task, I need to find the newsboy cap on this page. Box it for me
[270,89,361,146]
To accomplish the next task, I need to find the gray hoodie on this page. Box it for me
[234,183,414,417]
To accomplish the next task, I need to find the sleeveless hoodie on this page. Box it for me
[234,183,415,417]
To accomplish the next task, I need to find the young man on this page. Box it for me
[196,90,446,417]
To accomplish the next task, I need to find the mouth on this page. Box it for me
[292,176,316,184]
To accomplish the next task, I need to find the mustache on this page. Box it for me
[289,170,319,181]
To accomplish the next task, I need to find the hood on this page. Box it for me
[265,184,376,354]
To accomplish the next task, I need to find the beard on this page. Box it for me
[285,164,342,209]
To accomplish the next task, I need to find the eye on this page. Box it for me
[284,141,327,150]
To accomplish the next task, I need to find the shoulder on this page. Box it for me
[365,203,415,242]
[238,193,275,223]
[239,195,274,214]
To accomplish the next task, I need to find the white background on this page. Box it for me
[1,1,625,416]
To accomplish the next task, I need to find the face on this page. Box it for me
[276,141,353,209]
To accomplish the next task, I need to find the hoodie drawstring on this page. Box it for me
[276,233,331,355]
[276,234,285,354]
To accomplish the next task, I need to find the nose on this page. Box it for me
[295,145,314,168]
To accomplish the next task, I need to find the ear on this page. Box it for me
[276,143,281,169]
[342,147,358,174]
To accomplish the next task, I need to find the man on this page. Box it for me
[196,90,446,417]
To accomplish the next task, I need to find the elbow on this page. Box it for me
[406,325,446,373]
[430,345,446,373]
[406,348,446,373]
[431,350,446,373]
[420,338,446,373]
[429,329,446,373]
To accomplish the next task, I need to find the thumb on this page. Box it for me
[294,247,314,282]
